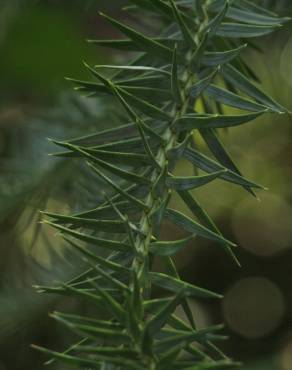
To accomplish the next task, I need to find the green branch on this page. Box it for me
[34,1,290,369]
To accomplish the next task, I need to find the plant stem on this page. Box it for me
[130,8,212,367]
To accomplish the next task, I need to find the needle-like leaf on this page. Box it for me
[170,0,196,47]
[99,12,173,60]
[165,208,237,247]
[44,220,131,251]
[149,272,223,298]
[166,170,225,190]
[150,235,193,256]
[171,45,183,105]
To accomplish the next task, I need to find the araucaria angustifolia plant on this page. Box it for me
[32,1,290,369]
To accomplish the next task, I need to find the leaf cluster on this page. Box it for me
[34,1,289,369]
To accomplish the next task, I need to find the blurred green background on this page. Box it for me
[1,1,292,369]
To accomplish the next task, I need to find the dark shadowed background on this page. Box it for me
[1,1,292,369]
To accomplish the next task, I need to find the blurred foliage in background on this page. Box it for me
[1,1,292,370]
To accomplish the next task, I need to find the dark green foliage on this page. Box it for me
[35,1,289,369]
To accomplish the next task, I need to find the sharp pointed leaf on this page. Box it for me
[182,147,265,189]
[44,221,131,251]
[175,111,264,131]
[222,63,287,113]
[99,12,173,59]
[202,44,247,66]
[150,235,193,256]
[165,208,236,247]
[171,45,183,105]
[166,170,225,191]
[200,128,257,196]
[177,190,240,266]
[205,85,268,111]
[216,22,281,38]
[149,272,222,298]
[170,0,196,47]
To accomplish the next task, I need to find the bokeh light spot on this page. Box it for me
[279,339,292,370]
[223,277,285,339]
[231,193,292,257]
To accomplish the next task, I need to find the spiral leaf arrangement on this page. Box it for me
[33,1,290,369]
